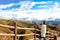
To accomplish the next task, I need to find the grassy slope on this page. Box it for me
[0,19,35,40]
[0,19,60,40]
[47,24,60,36]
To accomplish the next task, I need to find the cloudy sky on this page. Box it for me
[0,0,60,21]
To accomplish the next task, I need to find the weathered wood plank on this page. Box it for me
[0,33,35,36]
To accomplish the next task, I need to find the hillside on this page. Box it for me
[0,19,35,40]
[0,19,60,40]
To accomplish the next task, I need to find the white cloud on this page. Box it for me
[0,1,60,21]
[35,1,52,4]
[0,3,14,9]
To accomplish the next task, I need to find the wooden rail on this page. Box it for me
[0,24,35,30]
[0,33,40,36]
[0,24,41,31]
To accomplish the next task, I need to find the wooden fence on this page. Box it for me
[0,23,57,40]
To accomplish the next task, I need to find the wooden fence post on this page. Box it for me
[14,20,17,40]
[34,25,36,40]
[54,33,57,40]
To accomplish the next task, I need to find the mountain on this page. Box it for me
[0,16,60,24]
[30,18,60,24]
[44,18,60,24]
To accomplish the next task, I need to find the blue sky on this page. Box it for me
[0,0,60,21]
